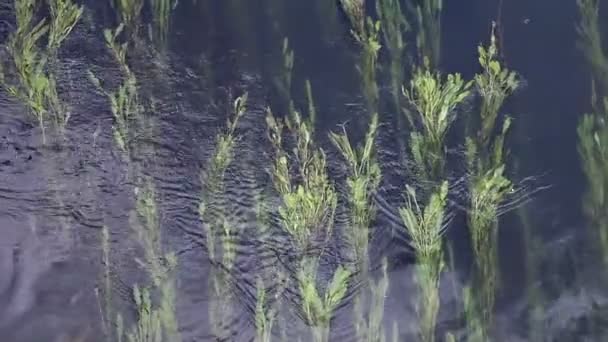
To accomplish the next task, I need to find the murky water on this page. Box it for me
[0,0,605,341]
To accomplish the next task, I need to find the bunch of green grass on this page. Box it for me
[298,257,351,342]
[88,24,143,153]
[267,107,338,251]
[411,0,443,68]
[403,64,472,181]
[329,113,381,274]
[576,0,608,92]
[0,0,81,142]
[473,23,519,147]
[399,181,449,342]
[376,0,409,115]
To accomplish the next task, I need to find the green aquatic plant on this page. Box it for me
[111,0,144,36]
[267,107,338,251]
[298,258,351,342]
[473,23,519,147]
[411,0,443,68]
[399,181,449,342]
[339,0,365,40]
[0,0,80,142]
[88,25,142,153]
[353,258,390,342]
[274,37,295,116]
[47,0,83,56]
[376,0,410,113]
[576,0,608,92]
[101,226,113,341]
[123,286,162,342]
[149,0,176,48]
[578,98,608,266]
[404,64,472,181]
[255,278,275,342]
[329,113,381,274]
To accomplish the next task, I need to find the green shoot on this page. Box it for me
[412,0,443,68]
[47,0,83,56]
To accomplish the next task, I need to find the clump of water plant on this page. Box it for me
[403,63,472,182]
[399,181,449,342]
[410,0,443,68]
[199,92,248,341]
[329,113,381,274]
[149,0,177,48]
[89,24,143,153]
[376,0,410,112]
[298,257,351,342]
[110,0,144,37]
[353,258,390,342]
[0,0,82,142]
[273,37,296,116]
[576,0,608,93]
[266,106,338,251]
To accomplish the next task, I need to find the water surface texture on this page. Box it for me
[0,0,604,341]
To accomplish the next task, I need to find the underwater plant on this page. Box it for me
[403,64,472,182]
[298,257,351,342]
[0,0,81,142]
[149,0,176,48]
[88,24,143,153]
[111,0,144,37]
[353,258,390,342]
[399,181,449,342]
[329,113,381,274]
[273,37,296,116]
[376,0,410,114]
[576,0,608,93]
[410,0,443,68]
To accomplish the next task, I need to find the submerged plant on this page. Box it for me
[0,0,81,142]
[353,258,390,342]
[411,0,443,68]
[576,0,608,93]
[149,0,176,48]
[399,181,449,342]
[88,24,143,153]
[329,113,381,274]
[339,0,365,40]
[267,107,338,251]
[298,258,351,342]
[404,64,472,181]
[111,0,144,36]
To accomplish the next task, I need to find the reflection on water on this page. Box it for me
[0,0,605,341]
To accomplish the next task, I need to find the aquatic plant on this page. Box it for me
[411,0,443,68]
[274,37,295,116]
[353,258,390,342]
[473,22,519,147]
[47,0,83,56]
[111,0,144,36]
[88,24,143,153]
[339,0,365,40]
[266,107,338,251]
[101,226,113,341]
[376,0,410,113]
[149,0,176,48]
[0,0,81,142]
[329,113,381,274]
[298,257,351,342]
[576,0,608,93]
[399,181,449,342]
[403,64,472,181]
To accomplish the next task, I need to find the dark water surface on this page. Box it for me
[0,0,603,341]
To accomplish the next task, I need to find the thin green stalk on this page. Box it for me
[354,258,390,342]
[47,0,83,56]
[411,0,443,68]
[576,0,608,93]
[149,0,175,48]
[399,182,449,342]
[112,0,144,37]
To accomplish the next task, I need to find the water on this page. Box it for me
[0,0,604,341]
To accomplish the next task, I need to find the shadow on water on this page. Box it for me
[0,0,604,341]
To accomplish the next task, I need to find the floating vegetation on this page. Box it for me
[89,24,143,153]
[298,257,351,342]
[0,0,81,142]
[399,181,449,342]
[329,113,381,274]
[403,64,472,182]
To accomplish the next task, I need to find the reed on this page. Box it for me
[298,257,351,342]
[399,181,449,342]
[403,64,472,182]
[329,113,381,274]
